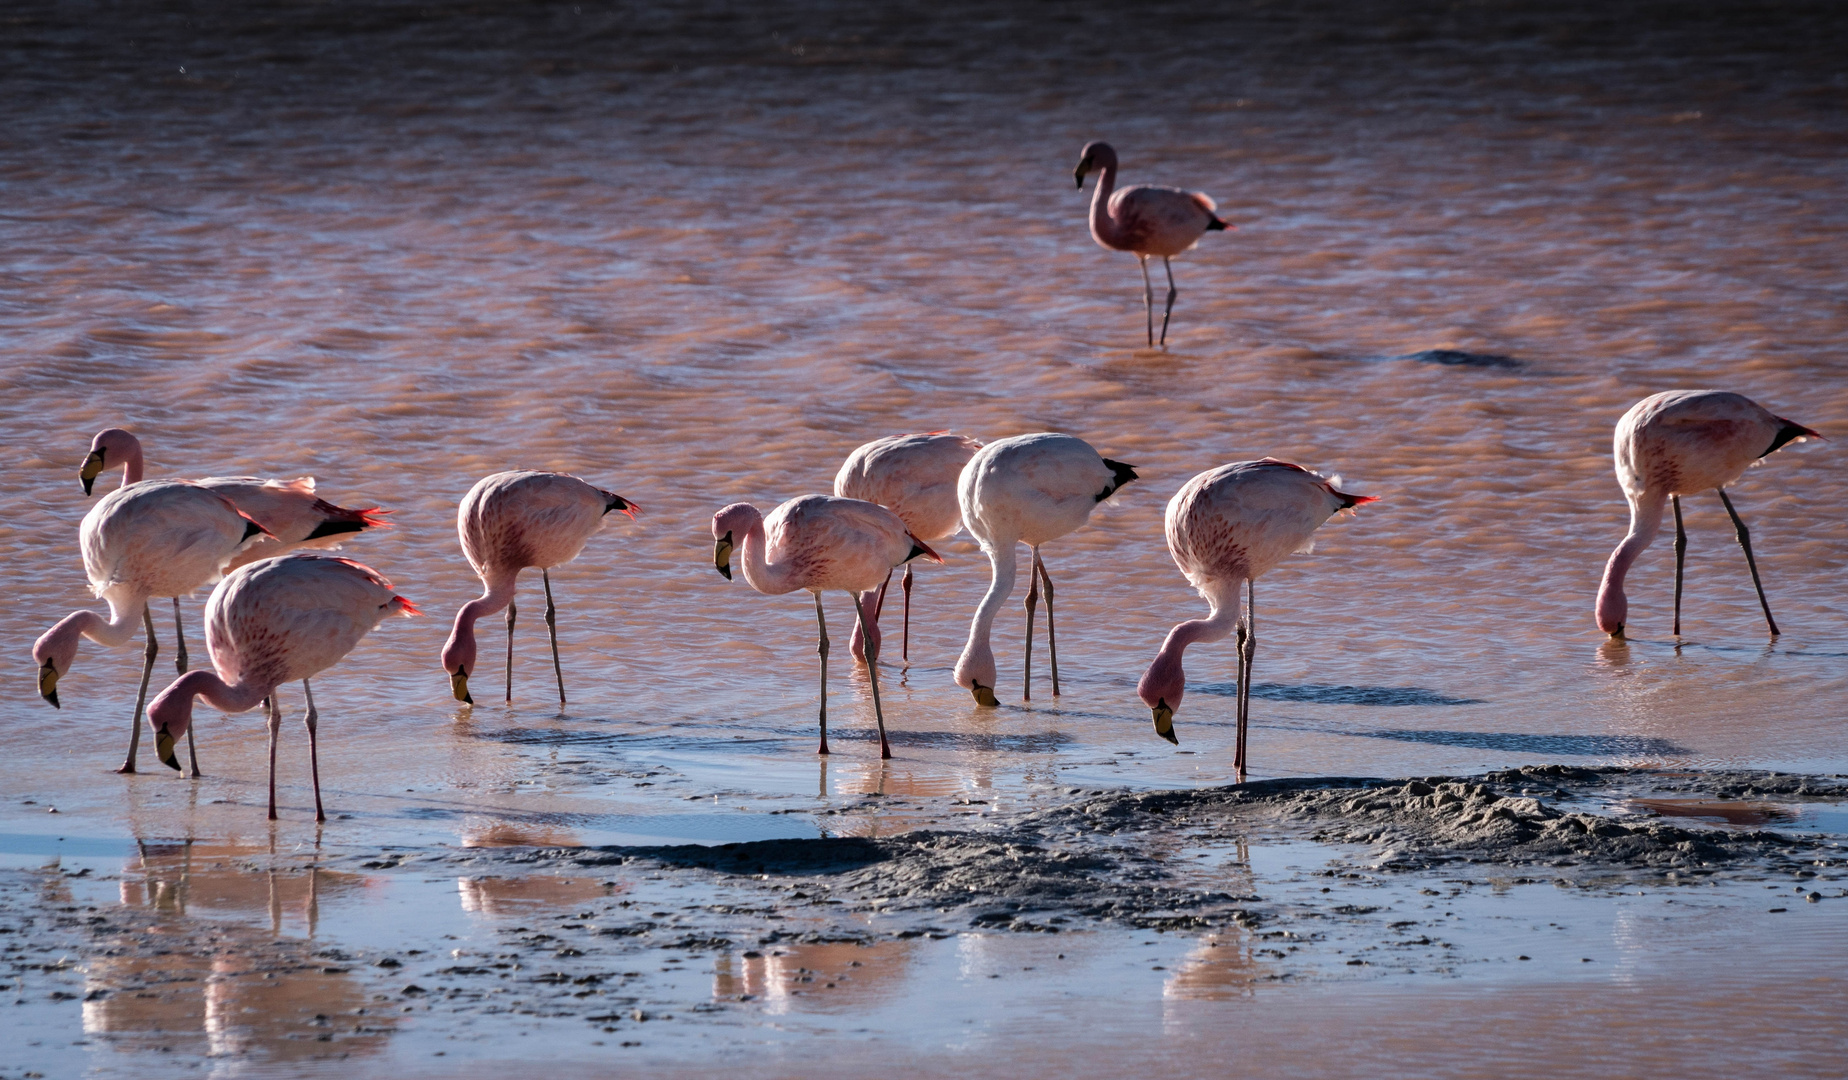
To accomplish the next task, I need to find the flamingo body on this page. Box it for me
[1137,460,1374,768]
[953,433,1137,704]
[441,470,637,704]
[1596,390,1819,637]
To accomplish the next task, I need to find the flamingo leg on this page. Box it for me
[1672,495,1687,636]
[851,570,892,664]
[872,569,892,619]
[303,678,325,823]
[1139,255,1155,347]
[185,712,203,780]
[543,569,566,707]
[1036,550,1060,697]
[266,693,282,821]
[814,592,831,755]
[1023,547,1040,702]
[1159,256,1178,347]
[172,597,188,674]
[119,604,159,774]
[1718,490,1780,637]
[901,563,914,665]
[504,595,516,703]
[1235,579,1256,781]
[851,590,892,760]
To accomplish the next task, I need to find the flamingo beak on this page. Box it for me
[1073,160,1090,189]
[38,660,60,708]
[1152,700,1178,745]
[714,532,734,580]
[80,449,105,496]
[450,668,473,704]
[970,683,998,707]
[155,730,180,771]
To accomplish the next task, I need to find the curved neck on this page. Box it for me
[81,602,146,648]
[1141,583,1243,704]
[1089,157,1122,246]
[442,567,519,674]
[736,516,795,595]
[148,668,269,741]
[955,540,1020,689]
[1596,491,1667,634]
[120,447,145,486]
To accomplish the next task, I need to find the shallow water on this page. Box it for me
[2,0,1847,1073]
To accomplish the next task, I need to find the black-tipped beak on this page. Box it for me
[1152,700,1177,744]
[1073,166,1087,189]
[155,730,180,771]
[80,449,105,495]
[450,668,473,704]
[38,659,60,708]
[971,682,998,708]
[714,532,734,580]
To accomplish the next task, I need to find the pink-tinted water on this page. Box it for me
[2,1,1846,1072]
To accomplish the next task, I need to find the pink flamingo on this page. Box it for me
[1073,141,1230,348]
[833,432,982,663]
[711,495,941,759]
[80,428,387,672]
[440,471,638,706]
[1137,459,1375,777]
[954,433,1138,706]
[1596,390,1821,639]
[145,553,420,821]
[33,480,267,774]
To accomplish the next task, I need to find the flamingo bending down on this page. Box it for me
[80,428,388,672]
[953,433,1137,707]
[711,495,941,759]
[145,554,419,821]
[441,471,638,707]
[1136,459,1375,777]
[33,480,267,773]
[1595,390,1821,639]
[1074,141,1230,348]
[833,432,982,663]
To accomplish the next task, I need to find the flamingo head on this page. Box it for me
[952,643,1000,708]
[710,503,763,582]
[31,615,89,709]
[441,616,477,705]
[82,428,142,495]
[146,678,198,771]
[1596,585,1627,639]
[1073,140,1117,189]
[1137,651,1185,745]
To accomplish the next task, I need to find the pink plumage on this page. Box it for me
[1136,459,1374,776]
[1595,390,1820,639]
[145,553,419,821]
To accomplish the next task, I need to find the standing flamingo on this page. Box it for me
[833,432,982,663]
[80,428,388,672]
[145,554,419,821]
[953,433,1138,707]
[1596,390,1821,639]
[711,495,941,759]
[33,480,266,773]
[1137,459,1375,777]
[1073,141,1230,348]
[440,471,638,707]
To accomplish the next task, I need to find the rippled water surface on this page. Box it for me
[2,0,1846,1073]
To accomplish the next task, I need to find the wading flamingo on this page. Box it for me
[441,471,638,707]
[1073,141,1230,348]
[145,553,419,821]
[711,495,941,759]
[33,480,266,773]
[833,432,982,663]
[1596,390,1821,639]
[80,428,387,672]
[1137,459,1375,777]
[953,433,1137,706]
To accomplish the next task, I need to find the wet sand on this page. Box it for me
[4,0,1848,1074]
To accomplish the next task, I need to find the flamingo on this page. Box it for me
[711,495,941,759]
[32,480,267,774]
[145,553,419,821]
[1596,390,1821,639]
[80,427,387,673]
[1073,140,1230,348]
[953,433,1138,707]
[832,432,982,663]
[1136,459,1375,777]
[440,471,638,707]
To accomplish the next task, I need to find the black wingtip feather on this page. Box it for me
[1098,459,1139,502]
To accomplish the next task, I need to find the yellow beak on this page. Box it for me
[1152,701,1178,745]
[713,533,734,580]
[80,450,105,495]
[38,660,60,708]
[970,683,998,708]
[155,730,180,771]
[450,669,473,704]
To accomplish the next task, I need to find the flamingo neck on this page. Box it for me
[736,516,795,595]
[1596,491,1668,635]
[1089,158,1122,247]
[147,669,269,741]
[1138,587,1242,710]
[954,540,1020,691]
[442,567,519,675]
[120,447,145,486]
